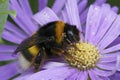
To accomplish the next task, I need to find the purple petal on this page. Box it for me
[116,55,120,71]
[0,62,19,80]
[33,7,59,26]
[76,71,88,80]
[8,16,31,35]
[80,9,88,25]
[38,0,48,11]
[24,66,75,80]
[94,0,107,5]
[98,15,120,50]
[108,37,120,47]
[14,69,34,80]
[88,70,102,80]
[10,0,38,35]
[52,0,66,14]
[2,30,23,44]
[97,63,115,70]
[0,45,16,53]
[112,6,119,13]
[78,0,88,25]
[43,62,67,69]
[17,0,33,16]
[92,4,117,46]
[95,55,120,77]
[3,21,27,40]
[98,54,120,71]
[93,68,116,77]
[78,0,88,14]
[61,9,69,22]
[65,0,82,32]
[14,74,32,80]
[101,77,110,80]
[99,52,118,63]
[85,5,101,43]
[0,53,16,61]
[109,71,120,80]
[102,44,120,54]
[101,4,111,9]
[66,70,79,80]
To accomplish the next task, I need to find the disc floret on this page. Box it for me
[65,42,100,70]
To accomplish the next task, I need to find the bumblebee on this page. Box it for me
[14,21,80,72]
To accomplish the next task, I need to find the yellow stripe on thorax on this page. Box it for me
[55,21,65,44]
[28,45,39,56]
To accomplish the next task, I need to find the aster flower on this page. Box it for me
[0,0,115,80]
[12,0,120,80]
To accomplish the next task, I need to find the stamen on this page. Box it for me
[65,42,100,71]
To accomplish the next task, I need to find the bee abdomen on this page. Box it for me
[21,49,33,61]
[18,53,31,71]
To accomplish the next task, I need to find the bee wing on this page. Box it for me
[13,35,54,54]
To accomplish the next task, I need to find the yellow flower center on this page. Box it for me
[65,42,100,70]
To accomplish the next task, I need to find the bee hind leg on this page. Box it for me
[32,48,46,72]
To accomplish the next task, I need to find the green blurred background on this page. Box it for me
[108,0,120,8]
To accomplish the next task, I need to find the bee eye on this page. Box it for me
[67,31,73,36]
[66,31,79,43]
[64,31,74,44]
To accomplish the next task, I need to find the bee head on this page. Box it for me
[64,24,80,44]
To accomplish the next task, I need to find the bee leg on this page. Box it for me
[32,48,46,72]
[51,48,64,56]
[51,48,74,62]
